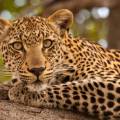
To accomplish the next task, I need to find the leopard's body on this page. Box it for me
[0,9,120,120]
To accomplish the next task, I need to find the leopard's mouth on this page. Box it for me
[32,77,43,84]
[19,73,37,84]
[19,71,50,85]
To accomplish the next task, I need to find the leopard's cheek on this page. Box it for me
[2,46,24,71]
[2,50,16,71]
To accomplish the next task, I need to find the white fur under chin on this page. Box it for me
[27,83,48,92]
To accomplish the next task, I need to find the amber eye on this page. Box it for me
[12,42,23,50]
[43,39,52,48]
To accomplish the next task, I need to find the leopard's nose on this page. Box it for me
[28,66,46,77]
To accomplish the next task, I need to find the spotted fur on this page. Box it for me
[0,9,120,120]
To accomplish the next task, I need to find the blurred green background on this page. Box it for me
[0,0,119,82]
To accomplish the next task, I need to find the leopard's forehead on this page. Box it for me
[7,16,56,46]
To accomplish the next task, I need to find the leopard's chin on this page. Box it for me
[27,81,48,91]
[32,78,43,84]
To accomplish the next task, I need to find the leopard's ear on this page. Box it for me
[0,18,11,38]
[0,18,11,50]
[48,9,73,32]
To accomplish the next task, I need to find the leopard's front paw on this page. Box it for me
[8,82,28,103]
[8,82,44,107]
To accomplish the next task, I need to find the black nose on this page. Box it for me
[28,67,45,77]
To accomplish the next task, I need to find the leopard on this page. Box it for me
[0,9,120,120]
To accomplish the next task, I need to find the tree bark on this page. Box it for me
[0,84,97,120]
[107,2,120,49]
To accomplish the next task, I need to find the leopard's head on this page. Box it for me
[0,9,75,85]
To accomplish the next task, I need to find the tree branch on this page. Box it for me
[18,0,118,17]
[0,84,96,120]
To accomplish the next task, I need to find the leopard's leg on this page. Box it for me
[8,79,120,120]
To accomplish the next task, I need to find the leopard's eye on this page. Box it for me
[43,39,52,48]
[11,42,23,50]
